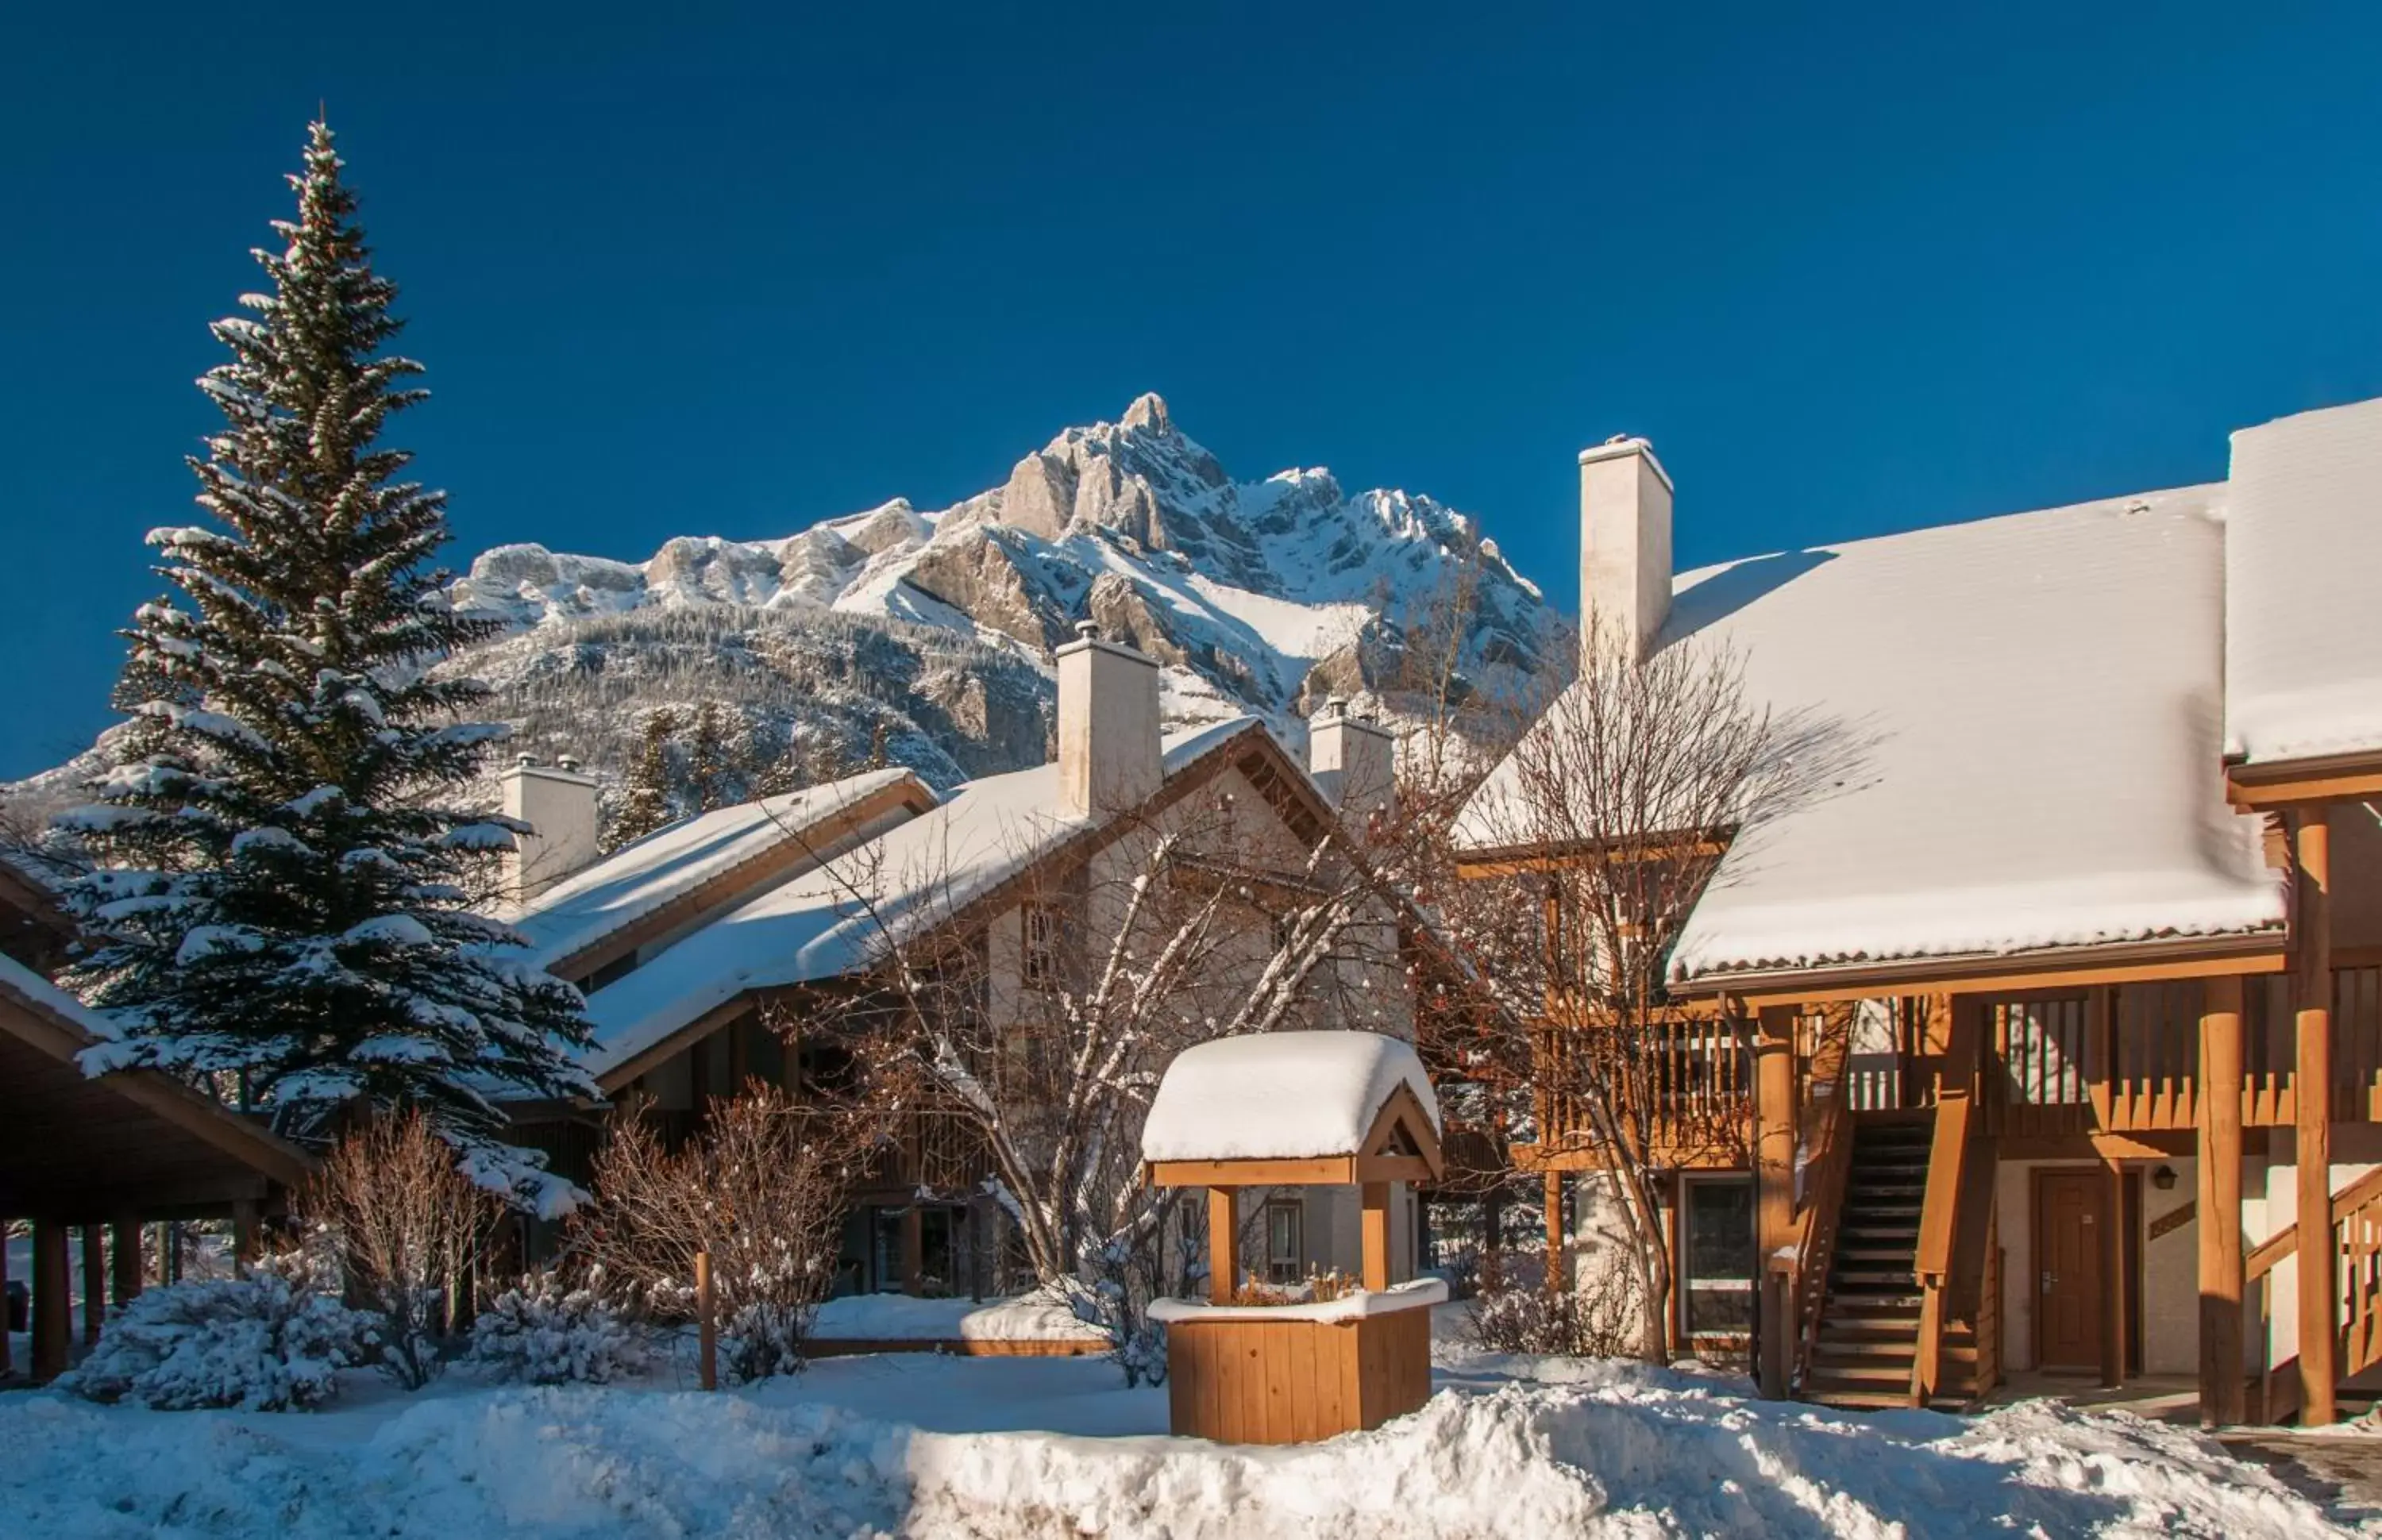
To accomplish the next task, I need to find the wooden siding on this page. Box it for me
[1163,1307,1432,1444]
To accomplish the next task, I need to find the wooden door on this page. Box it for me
[2034,1171,2105,1369]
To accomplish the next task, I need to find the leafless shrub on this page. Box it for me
[1468,1262,1640,1358]
[304,1112,507,1388]
[570,1086,887,1382]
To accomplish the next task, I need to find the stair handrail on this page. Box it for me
[2244,1162,2382,1396]
[1789,1013,1856,1387]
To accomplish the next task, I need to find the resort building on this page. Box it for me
[1455,394,2382,1423]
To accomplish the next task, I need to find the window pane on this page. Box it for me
[1682,1179,1752,1281]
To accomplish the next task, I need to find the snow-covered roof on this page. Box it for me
[2224,395,2382,766]
[583,718,1269,1079]
[0,950,122,1047]
[1139,1030,1439,1165]
[1459,487,2285,984]
[509,768,927,972]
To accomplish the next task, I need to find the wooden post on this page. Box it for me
[2101,1161,2126,1390]
[232,1199,261,1278]
[689,1034,715,1130]
[2293,810,2338,1424]
[30,1220,71,1381]
[900,1204,925,1296]
[695,1249,717,1391]
[80,1226,105,1345]
[2198,976,2245,1426]
[1208,1186,1239,1303]
[1542,1169,1565,1291]
[0,1218,11,1376]
[1360,1182,1392,1293]
[1754,1004,1799,1399]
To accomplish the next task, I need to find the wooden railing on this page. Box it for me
[1975,1224,2003,1402]
[1912,1000,1985,1405]
[2245,1164,2382,1421]
[1789,1018,1856,1389]
[1533,1004,1752,1161]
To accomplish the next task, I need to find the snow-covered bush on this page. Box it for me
[306,1113,507,1390]
[1468,1269,1639,1358]
[63,1254,374,1411]
[467,1269,649,1385]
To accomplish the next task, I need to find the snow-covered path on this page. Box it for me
[1,1349,2366,1538]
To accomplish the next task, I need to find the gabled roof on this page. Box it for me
[1459,487,2286,988]
[2224,395,2382,769]
[1140,1030,1441,1168]
[509,768,934,976]
[583,718,1315,1082]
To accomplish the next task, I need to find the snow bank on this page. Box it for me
[0,1358,2353,1539]
[813,1290,1106,1343]
[1141,1030,1438,1164]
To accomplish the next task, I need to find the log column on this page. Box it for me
[0,1219,11,1376]
[1208,1187,1239,1303]
[2293,810,2338,1424]
[2197,976,2245,1426]
[1542,1170,1565,1292]
[2101,1161,2126,1390]
[29,1220,71,1382]
[80,1227,105,1344]
[1754,1004,1800,1399]
[111,1217,145,1311]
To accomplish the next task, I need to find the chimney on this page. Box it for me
[500,753,602,904]
[1056,621,1162,815]
[1309,697,1395,826]
[1578,434,1674,662]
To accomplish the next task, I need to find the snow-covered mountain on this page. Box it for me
[445,394,1559,794]
[10,395,1561,827]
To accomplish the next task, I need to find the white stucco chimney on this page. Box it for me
[1578,435,1674,662]
[1056,621,1162,815]
[500,753,601,904]
[1309,697,1396,826]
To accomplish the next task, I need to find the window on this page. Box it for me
[1263,1200,1305,1284]
[1021,904,1060,991]
[1679,1177,1753,1340]
[580,951,638,992]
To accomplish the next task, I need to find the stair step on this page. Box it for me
[1811,1339,1918,1361]
[1804,1388,1919,1409]
[1837,1248,1918,1264]
[1806,1363,1914,1387]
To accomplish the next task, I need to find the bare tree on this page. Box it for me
[570,1085,891,1381]
[305,1112,507,1388]
[1428,618,1836,1362]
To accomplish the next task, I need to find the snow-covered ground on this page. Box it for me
[3,1322,2365,1538]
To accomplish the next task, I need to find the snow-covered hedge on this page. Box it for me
[467,1270,649,1385]
[63,1257,375,1411]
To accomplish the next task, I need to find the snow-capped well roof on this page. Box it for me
[1139,1030,1439,1165]
[2224,395,2382,766]
[581,718,1268,1080]
[508,769,929,972]
[1458,487,2285,984]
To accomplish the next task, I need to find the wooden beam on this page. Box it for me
[80,1226,104,1345]
[900,1203,924,1297]
[2293,810,2338,1425]
[1151,1157,1357,1189]
[1708,941,2288,1011]
[2198,976,2246,1426]
[1208,1186,1239,1303]
[232,1198,260,1276]
[2102,1160,2126,1390]
[1754,1004,1798,1399]
[1360,1182,1392,1293]
[30,1219,70,1381]
[2226,748,2382,810]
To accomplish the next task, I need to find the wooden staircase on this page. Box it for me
[1803,1118,1984,1408]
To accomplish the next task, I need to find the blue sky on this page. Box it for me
[4,2,2380,778]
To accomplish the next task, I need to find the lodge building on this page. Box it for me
[1455,395,2382,1424]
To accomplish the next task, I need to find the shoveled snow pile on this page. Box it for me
[811,1289,1106,1344]
[0,1353,2354,1538]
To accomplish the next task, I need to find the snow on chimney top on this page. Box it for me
[1055,626,1162,815]
[1309,698,1394,824]
[1578,434,1674,663]
[500,756,601,907]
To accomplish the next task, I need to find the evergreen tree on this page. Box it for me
[607,709,679,848]
[686,700,737,813]
[58,121,594,1211]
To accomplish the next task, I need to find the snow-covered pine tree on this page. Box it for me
[686,700,737,812]
[606,709,679,849]
[58,121,595,1213]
